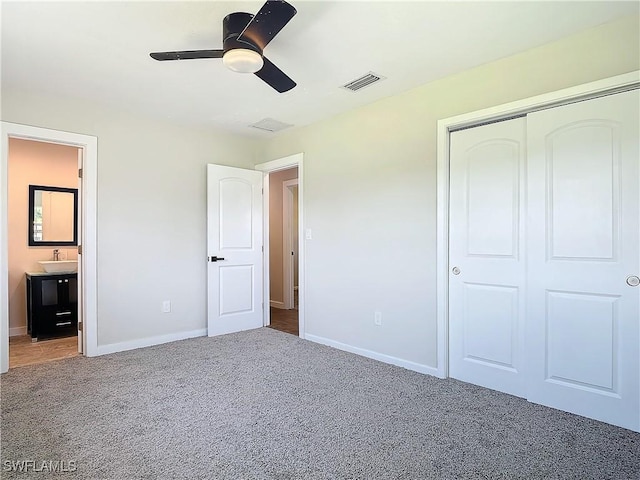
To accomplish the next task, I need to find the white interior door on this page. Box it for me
[207,164,264,336]
[526,90,639,431]
[449,118,527,398]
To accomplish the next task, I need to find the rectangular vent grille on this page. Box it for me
[341,72,386,92]
[249,118,293,133]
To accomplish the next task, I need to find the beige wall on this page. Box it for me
[258,15,640,368]
[8,138,79,333]
[269,167,298,306]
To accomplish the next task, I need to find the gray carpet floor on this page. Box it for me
[1,327,639,479]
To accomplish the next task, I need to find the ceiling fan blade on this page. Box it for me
[150,50,224,61]
[255,56,296,93]
[238,0,297,51]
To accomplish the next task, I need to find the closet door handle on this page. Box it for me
[208,256,225,262]
[627,275,640,287]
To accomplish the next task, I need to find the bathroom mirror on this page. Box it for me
[28,185,78,247]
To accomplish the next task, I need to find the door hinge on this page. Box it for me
[78,168,83,178]
[77,245,83,255]
[78,321,83,332]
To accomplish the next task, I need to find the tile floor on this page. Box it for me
[9,334,79,368]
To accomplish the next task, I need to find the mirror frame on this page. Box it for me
[28,184,78,247]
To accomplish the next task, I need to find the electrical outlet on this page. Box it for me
[162,300,171,313]
[305,229,313,240]
[374,311,382,326]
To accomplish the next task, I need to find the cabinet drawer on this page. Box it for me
[38,310,77,336]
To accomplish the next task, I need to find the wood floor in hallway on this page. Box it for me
[269,307,298,336]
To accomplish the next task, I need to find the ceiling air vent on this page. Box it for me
[249,118,293,133]
[341,72,386,92]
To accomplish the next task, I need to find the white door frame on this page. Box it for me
[76,147,84,354]
[0,122,98,373]
[255,153,304,338]
[283,178,298,310]
[435,71,640,380]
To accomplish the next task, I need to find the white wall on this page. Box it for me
[1,92,259,347]
[257,15,640,370]
[1,15,637,366]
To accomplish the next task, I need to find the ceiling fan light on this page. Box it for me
[223,49,264,73]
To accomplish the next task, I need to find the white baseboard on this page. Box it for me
[270,300,285,309]
[9,326,27,337]
[93,328,207,357]
[305,334,441,378]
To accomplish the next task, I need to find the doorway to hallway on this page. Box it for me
[267,167,299,336]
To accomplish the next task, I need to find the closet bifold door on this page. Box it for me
[526,89,640,432]
[448,117,527,399]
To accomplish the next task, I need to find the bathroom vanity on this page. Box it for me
[26,272,78,341]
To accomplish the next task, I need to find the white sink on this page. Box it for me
[38,260,78,273]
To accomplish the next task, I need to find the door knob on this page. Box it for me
[452,267,461,275]
[627,275,640,287]
[208,256,226,262]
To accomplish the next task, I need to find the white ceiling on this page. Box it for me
[1,1,638,138]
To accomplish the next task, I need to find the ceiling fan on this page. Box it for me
[150,0,297,93]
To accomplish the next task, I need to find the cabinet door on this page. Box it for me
[68,276,77,304]
[40,278,59,306]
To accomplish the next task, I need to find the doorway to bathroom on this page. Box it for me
[1,122,98,373]
[8,138,81,367]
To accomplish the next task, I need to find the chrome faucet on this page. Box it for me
[53,249,60,261]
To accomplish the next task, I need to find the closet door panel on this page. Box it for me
[526,89,639,432]
[449,118,527,398]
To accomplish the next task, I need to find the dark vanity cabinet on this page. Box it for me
[26,273,78,341]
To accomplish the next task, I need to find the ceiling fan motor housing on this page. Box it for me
[223,13,262,55]
[150,1,297,92]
